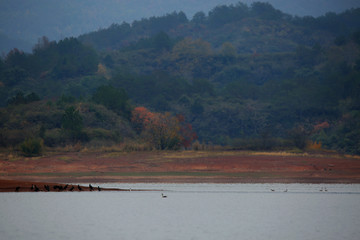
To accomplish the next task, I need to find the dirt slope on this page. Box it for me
[1,151,360,185]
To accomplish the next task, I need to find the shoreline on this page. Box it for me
[1,150,360,192]
[2,176,360,193]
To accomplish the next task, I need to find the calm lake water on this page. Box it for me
[1,183,360,240]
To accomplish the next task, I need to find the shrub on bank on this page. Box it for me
[20,138,43,157]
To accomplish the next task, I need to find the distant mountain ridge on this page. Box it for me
[78,3,360,54]
[1,0,360,53]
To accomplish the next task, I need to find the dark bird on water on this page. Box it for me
[69,186,74,191]
[15,187,20,192]
[89,184,94,191]
[77,185,82,191]
[44,185,50,192]
[34,185,40,192]
[64,184,68,190]
[98,186,101,191]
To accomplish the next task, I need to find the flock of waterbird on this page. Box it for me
[15,184,101,192]
[14,183,169,198]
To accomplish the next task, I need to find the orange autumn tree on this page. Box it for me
[131,106,155,134]
[131,107,197,150]
[176,114,198,149]
[146,112,181,150]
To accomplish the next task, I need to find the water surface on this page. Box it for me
[1,183,359,240]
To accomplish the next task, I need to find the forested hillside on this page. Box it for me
[2,0,359,53]
[1,2,360,154]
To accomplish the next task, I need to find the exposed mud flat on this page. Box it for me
[1,151,360,189]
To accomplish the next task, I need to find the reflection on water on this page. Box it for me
[1,184,360,240]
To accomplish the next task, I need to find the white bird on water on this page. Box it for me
[162,193,167,198]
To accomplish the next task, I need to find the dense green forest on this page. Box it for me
[1,2,360,154]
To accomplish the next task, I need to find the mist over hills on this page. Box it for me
[1,0,360,53]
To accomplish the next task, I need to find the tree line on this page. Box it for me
[1,2,360,154]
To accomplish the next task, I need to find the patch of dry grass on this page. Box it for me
[57,156,74,163]
[80,141,154,156]
[247,151,309,157]
[343,154,360,160]
[0,153,22,161]
[246,150,360,159]
[161,150,360,160]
